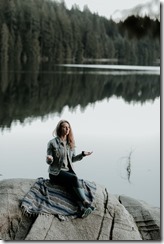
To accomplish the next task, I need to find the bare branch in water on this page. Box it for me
[126,150,134,183]
[119,149,135,183]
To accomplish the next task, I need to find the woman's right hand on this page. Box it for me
[47,155,53,162]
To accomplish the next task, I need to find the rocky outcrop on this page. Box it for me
[0,179,160,241]
[118,195,160,240]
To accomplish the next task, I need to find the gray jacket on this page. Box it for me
[46,137,84,175]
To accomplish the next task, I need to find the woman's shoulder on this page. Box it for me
[48,137,61,145]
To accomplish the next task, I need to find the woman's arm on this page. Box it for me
[72,150,93,163]
[46,141,54,165]
[82,151,93,156]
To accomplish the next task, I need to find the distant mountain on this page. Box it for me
[111,0,160,22]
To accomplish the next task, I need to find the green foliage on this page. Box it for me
[0,0,160,68]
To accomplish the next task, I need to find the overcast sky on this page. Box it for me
[63,0,159,18]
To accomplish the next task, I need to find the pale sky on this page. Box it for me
[63,0,160,19]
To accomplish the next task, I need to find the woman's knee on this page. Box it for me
[49,174,56,184]
[71,174,80,187]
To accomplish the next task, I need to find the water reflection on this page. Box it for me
[0,63,160,130]
[62,64,160,72]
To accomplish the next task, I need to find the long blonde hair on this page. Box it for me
[53,120,75,149]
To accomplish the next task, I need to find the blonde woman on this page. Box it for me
[46,120,94,218]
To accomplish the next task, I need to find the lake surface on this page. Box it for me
[0,64,160,208]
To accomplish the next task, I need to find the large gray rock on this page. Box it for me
[0,179,160,241]
[118,195,160,240]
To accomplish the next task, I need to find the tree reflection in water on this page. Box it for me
[0,63,160,130]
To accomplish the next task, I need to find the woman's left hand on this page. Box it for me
[83,151,93,156]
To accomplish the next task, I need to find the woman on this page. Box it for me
[46,119,94,218]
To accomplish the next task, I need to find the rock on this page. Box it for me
[118,195,160,240]
[0,179,160,240]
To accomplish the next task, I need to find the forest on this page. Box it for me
[0,0,160,71]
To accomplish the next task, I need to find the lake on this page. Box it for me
[0,64,160,208]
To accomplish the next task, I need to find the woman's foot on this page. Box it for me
[83,200,91,208]
[83,200,95,209]
[81,207,93,218]
[80,201,95,218]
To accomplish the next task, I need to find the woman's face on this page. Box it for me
[60,122,70,137]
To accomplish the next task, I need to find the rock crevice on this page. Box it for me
[96,187,110,240]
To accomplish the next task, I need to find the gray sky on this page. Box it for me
[63,0,159,19]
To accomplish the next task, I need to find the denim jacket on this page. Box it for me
[46,137,84,175]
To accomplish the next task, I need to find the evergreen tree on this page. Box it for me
[0,0,160,67]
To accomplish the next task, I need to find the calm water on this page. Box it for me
[0,64,160,207]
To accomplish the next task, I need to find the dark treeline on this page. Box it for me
[0,0,160,71]
[0,64,160,129]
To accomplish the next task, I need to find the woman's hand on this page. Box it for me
[83,151,93,156]
[47,155,53,162]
